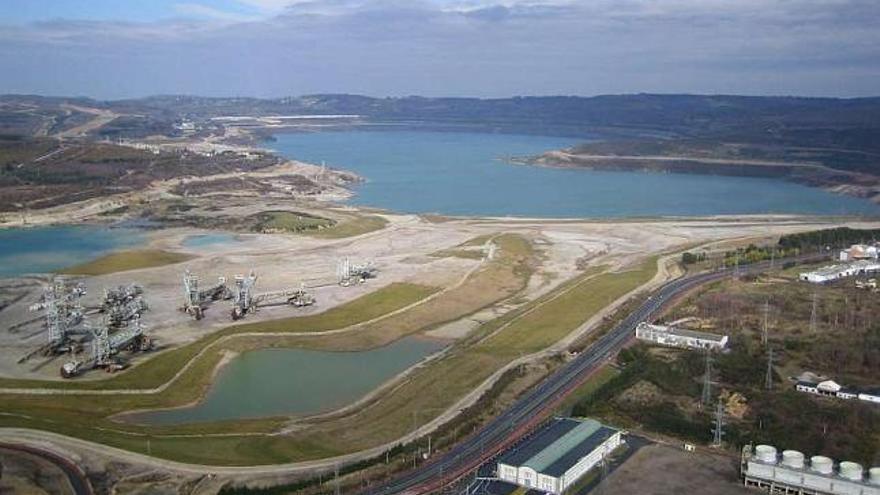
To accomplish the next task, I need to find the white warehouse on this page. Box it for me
[800,260,880,284]
[635,322,728,351]
[496,418,622,494]
[796,380,880,405]
[743,444,880,495]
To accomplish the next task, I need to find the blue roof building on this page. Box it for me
[496,418,622,493]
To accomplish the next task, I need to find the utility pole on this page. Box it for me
[765,347,774,391]
[701,350,713,408]
[810,291,819,334]
[334,463,341,495]
[762,298,770,346]
[712,400,726,447]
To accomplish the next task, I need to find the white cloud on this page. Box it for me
[0,0,877,98]
[174,3,259,22]
[234,0,302,12]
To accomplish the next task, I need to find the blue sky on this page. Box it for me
[0,0,265,23]
[0,0,878,99]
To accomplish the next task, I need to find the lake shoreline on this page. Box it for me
[520,149,880,204]
[269,130,880,217]
[123,337,446,426]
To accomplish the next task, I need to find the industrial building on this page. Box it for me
[496,418,622,493]
[839,244,880,262]
[796,380,880,405]
[742,444,880,495]
[635,322,728,351]
[799,260,880,284]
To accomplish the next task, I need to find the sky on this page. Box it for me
[0,0,878,99]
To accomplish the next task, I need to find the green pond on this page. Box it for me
[130,337,445,425]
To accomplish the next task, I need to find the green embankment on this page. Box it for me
[59,249,195,276]
[558,365,620,413]
[431,233,500,260]
[252,210,335,233]
[306,215,388,239]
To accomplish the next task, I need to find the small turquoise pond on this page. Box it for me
[130,337,445,424]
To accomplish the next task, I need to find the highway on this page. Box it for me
[368,255,824,494]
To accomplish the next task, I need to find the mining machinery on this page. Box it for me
[25,277,87,356]
[100,284,148,328]
[336,258,378,287]
[230,271,315,320]
[181,269,229,320]
[60,317,153,378]
[230,271,258,320]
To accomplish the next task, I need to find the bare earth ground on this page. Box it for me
[0,447,75,495]
[602,444,750,495]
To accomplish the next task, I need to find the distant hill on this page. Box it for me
[2,93,880,183]
[4,93,880,146]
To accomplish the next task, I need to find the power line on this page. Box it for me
[701,349,713,408]
[712,400,726,447]
[810,291,819,334]
[762,298,770,346]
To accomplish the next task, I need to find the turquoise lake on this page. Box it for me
[271,130,880,217]
[130,337,445,425]
[0,225,144,278]
[181,233,241,248]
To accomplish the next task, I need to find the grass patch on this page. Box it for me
[419,214,455,223]
[431,234,498,259]
[559,365,620,413]
[251,210,334,233]
[98,205,130,216]
[460,234,495,247]
[306,215,388,239]
[58,249,194,275]
[478,257,658,355]
[431,249,485,260]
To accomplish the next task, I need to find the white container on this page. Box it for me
[868,467,880,485]
[811,456,833,474]
[839,461,863,481]
[756,445,778,463]
[782,450,805,469]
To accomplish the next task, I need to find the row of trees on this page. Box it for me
[683,227,880,269]
[681,244,800,267]
[722,244,800,267]
[778,227,880,250]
